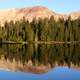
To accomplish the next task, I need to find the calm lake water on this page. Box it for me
[0,43,80,80]
[0,67,80,80]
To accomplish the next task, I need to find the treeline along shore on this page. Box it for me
[0,16,80,43]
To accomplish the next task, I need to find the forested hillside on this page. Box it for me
[0,16,80,42]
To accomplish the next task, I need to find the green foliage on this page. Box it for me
[0,44,80,67]
[0,16,80,42]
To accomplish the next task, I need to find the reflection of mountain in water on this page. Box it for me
[0,44,80,73]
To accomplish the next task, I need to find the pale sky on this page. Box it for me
[0,0,80,13]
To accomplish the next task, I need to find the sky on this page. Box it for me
[0,0,80,13]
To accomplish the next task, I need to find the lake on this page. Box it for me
[0,43,80,80]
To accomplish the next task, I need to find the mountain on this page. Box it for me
[69,11,80,19]
[0,6,80,24]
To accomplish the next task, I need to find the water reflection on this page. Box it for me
[0,67,80,80]
[0,43,80,73]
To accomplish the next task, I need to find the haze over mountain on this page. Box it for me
[0,6,80,24]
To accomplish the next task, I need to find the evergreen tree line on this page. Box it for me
[0,16,80,42]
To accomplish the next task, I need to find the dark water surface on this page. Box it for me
[0,43,80,80]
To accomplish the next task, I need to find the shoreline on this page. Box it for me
[1,41,80,44]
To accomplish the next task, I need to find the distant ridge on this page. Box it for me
[0,6,80,24]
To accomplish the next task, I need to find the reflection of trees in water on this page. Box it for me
[0,44,80,68]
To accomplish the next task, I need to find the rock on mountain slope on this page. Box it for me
[70,11,80,19]
[0,6,63,24]
[0,6,80,24]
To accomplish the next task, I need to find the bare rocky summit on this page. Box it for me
[0,6,80,24]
